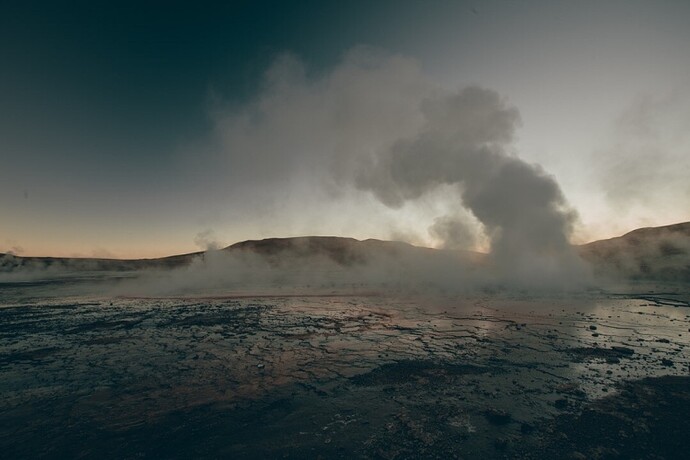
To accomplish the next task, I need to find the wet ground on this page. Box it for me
[1,284,689,459]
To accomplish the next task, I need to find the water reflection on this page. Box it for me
[1,282,688,458]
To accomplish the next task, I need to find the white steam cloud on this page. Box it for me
[194,229,222,251]
[355,86,585,285]
[207,47,587,287]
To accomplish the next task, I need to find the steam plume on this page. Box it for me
[202,48,588,287]
[194,230,222,251]
[355,86,586,286]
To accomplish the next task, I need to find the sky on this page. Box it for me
[1,0,689,258]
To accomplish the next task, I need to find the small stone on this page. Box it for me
[257,363,265,369]
[520,423,535,434]
[484,408,512,425]
[494,437,509,450]
[612,346,634,355]
[589,325,597,330]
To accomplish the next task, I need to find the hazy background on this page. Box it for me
[2,0,689,258]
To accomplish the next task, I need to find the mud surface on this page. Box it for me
[1,286,690,459]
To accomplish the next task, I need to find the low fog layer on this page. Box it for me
[0,237,482,296]
[2,222,689,297]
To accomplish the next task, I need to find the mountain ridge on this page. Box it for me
[2,222,689,282]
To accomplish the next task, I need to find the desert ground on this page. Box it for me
[1,224,690,459]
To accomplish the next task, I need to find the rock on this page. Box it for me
[554,398,568,410]
[484,408,512,425]
[661,358,674,366]
[494,436,510,450]
[612,346,634,355]
[520,423,535,434]
[589,325,597,331]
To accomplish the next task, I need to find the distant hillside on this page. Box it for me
[224,236,464,266]
[578,222,690,282]
[3,223,690,284]
[0,252,200,274]
[0,236,467,276]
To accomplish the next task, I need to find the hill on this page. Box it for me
[224,236,476,266]
[578,222,690,282]
[2,223,689,285]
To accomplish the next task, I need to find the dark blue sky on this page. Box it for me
[2,2,360,160]
[2,1,456,151]
[2,1,689,257]
[1,1,459,199]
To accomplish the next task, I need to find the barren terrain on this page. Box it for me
[1,223,690,458]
